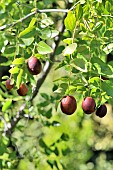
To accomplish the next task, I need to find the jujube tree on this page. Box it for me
[0,0,113,169]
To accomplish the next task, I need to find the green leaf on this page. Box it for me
[72,58,87,72]
[9,67,20,74]
[47,160,55,169]
[54,147,59,156]
[46,108,52,119]
[50,30,59,38]
[2,76,9,80]
[88,77,100,85]
[37,41,53,54]
[80,0,86,4]
[22,37,34,46]
[4,46,16,56]
[102,81,113,98]
[29,17,37,27]
[91,57,112,75]
[92,21,103,32]
[40,28,59,39]
[64,11,76,32]
[62,147,71,156]
[80,23,86,32]
[16,69,23,89]
[105,1,111,13]
[0,60,12,66]
[66,85,77,94]
[12,58,25,65]
[40,93,49,100]
[103,43,113,54]
[19,26,36,38]
[41,18,54,28]
[55,46,65,55]
[2,99,12,112]
[75,4,83,20]
[52,121,60,126]
[63,38,73,45]
[96,0,102,2]
[39,138,47,148]
[63,43,77,56]
[0,153,9,160]
[61,133,69,141]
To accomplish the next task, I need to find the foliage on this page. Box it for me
[1,0,113,169]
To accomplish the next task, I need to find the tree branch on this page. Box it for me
[0,8,68,31]
[5,104,26,136]
[4,9,67,136]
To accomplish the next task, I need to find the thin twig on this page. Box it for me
[38,9,69,13]
[0,8,68,31]
[102,14,113,18]
[69,1,80,11]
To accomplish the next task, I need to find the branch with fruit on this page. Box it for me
[4,11,66,136]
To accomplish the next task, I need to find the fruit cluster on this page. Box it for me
[5,56,42,96]
[60,95,107,118]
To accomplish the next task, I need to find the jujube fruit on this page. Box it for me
[82,97,96,114]
[27,56,42,75]
[17,83,28,96]
[6,79,14,90]
[60,95,77,115]
[96,104,107,118]
[101,76,109,80]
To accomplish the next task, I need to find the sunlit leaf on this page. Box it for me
[2,99,12,112]
[9,67,20,74]
[22,37,34,46]
[63,43,77,56]
[12,58,25,65]
[75,4,83,20]
[37,41,53,54]
[103,43,113,54]
[64,11,76,32]
[29,17,37,27]
[16,69,23,89]
[19,26,36,38]
[63,38,73,45]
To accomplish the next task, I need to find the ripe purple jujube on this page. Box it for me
[60,95,77,115]
[27,56,42,75]
[82,97,96,114]
[96,104,107,118]
[17,83,28,96]
[6,79,14,90]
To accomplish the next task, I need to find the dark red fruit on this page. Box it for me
[101,76,109,80]
[60,95,77,115]
[96,104,107,118]
[27,56,42,75]
[6,79,14,90]
[17,84,28,96]
[82,97,96,114]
